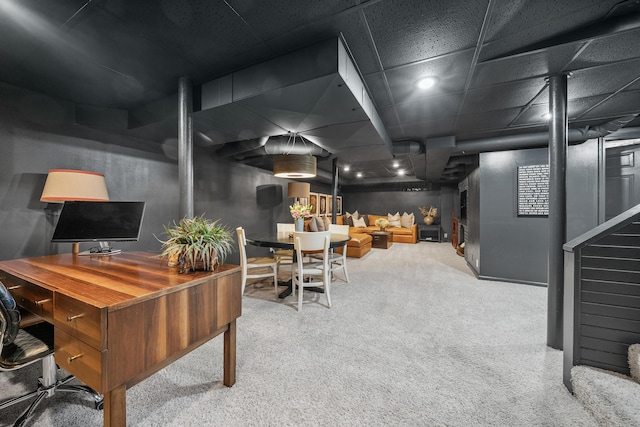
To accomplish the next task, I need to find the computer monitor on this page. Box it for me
[52,201,146,255]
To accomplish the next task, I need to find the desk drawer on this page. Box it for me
[1,274,53,322]
[55,328,103,393]
[54,294,104,349]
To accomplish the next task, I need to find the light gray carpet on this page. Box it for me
[1,243,598,426]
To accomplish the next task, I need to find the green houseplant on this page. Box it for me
[157,215,234,272]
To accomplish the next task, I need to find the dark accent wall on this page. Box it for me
[342,187,455,238]
[0,82,328,265]
[606,143,640,219]
[476,140,600,285]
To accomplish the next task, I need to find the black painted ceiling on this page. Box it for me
[1,0,640,186]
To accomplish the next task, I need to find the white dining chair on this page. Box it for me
[273,223,295,263]
[291,231,331,312]
[236,227,279,296]
[327,224,350,283]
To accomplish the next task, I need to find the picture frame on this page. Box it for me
[319,194,327,216]
[336,196,342,215]
[309,193,318,216]
[327,195,332,215]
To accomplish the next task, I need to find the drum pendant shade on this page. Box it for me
[273,154,316,178]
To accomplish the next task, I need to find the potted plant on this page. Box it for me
[419,206,438,225]
[157,215,234,272]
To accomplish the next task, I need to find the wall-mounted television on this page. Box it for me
[52,201,146,255]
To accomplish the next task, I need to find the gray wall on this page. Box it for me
[0,82,324,265]
[476,140,600,285]
[343,188,455,236]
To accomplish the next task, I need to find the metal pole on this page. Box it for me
[178,76,194,219]
[547,74,568,350]
[331,158,339,223]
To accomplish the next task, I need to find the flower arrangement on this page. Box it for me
[419,206,438,218]
[374,217,389,231]
[290,202,312,220]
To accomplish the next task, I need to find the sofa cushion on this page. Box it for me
[388,212,401,227]
[353,217,367,228]
[401,212,415,229]
[309,216,330,232]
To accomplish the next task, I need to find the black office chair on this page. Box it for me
[0,281,103,427]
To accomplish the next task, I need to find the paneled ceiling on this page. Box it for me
[1,0,640,186]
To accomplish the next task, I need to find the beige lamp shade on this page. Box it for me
[288,182,310,199]
[40,169,110,203]
[273,154,316,178]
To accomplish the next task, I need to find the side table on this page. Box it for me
[419,224,442,242]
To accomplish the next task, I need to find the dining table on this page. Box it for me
[246,232,351,298]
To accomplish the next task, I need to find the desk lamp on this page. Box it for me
[40,169,109,254]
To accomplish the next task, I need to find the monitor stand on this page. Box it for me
[78,241,122,256]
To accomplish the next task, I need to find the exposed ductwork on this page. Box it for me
[453,114,639,155]
[392,140,423,155]
[216,135,332,161]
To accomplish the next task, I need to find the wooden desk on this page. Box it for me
[0,252,241,427]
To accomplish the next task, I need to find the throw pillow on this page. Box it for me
[361,214,369,226]
[388,212,401,227]
[401,212,415,229]
[353,217,367,228]
[352,210,360,220]
[310,216,328,232]
[322,216,331,231]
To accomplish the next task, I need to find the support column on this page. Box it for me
[331,158,339,223]
[178,76,194,219]
[547,74,568,349]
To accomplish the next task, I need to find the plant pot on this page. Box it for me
[295,218,304,232]
[423,216,434,225]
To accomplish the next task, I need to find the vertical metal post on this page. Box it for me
[178,77,194,219]
[331,158,339,223]
[547,74,568,350]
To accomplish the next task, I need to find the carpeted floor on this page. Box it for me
[0,243,598,426]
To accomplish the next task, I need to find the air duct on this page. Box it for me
[222,135,332,161]
[392,140,423,155]
[453,114,638,155]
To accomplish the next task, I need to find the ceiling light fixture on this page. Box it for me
[356,172,363,178]
[398,170,405,176]
[416,76,438,90]
[392,161,399,168]
[343,165,350,172]
[272,133,317,178]
[542,112,552,121]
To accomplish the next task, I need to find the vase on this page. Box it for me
[295,218,304,232]
[423,215,434,225]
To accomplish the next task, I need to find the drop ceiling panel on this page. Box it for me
[512,94,610,126]
[569,29,640,69]
[472,43,583,89]
[364,73,393,108]
[304,121,391,154]
[391,118,456,141]
[456,108,521,133]
[363,0,486,68]
[393,93,462,124]
[462,80,545,114]
[384,50,473,104]
[481,0,620,60]
[581,90,640,119]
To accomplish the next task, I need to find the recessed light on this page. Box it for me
[392,161,399,168]
[542,113,551,121]
[416,76,438,90]
[343,165,350,172]
[356,172,363,178]
[398,170,405,176]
